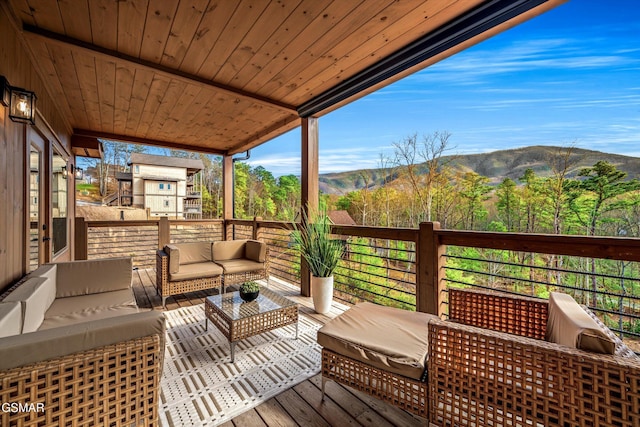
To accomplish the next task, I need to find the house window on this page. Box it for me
[134,165,139,173]
[164,200,170,207]
[159,183,164,190]
[167,183,171,190]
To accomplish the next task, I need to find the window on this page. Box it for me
[159,183,164,190]
[52,148,68,255]
[134,165,139,173]
[164,200,170,207]
[167,183,171,190]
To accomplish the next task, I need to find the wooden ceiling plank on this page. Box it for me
[26,0,64,32]
[57,0,91,41]
[136,75,175,138]
[178,1,241,76]
[153,83,205,143]
[282,0,457,103]
[197,0,270,81]
[139,0,180,63]
[22,26,297,112]
[250,0,366,97]
[95,57,116,134]
[160,0,210,68]
[124,68,155,136]
[72,51,102,130]
[214,0,304,86]
[113,63,135,135]
[88,0,118,50]
[6,0,37,26]
[235,0,329,92]
[117,0,148,58]
[47,43,89,128]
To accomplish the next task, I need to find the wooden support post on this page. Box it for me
[417,222,446,315]
[300,117,319,297]
[74,217,88,260]
[222,155,234,240]
[158,217,170,249]
[252,217,263,241]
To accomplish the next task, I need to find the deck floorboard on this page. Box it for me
[134,269,425,426]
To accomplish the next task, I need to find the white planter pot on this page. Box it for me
[311,275,334,314]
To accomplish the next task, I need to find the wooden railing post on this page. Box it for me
[253,217,263,240]
[158,217,170,249]
[74,217,88,260]
[417,222,446,315]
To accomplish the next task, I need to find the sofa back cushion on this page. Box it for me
[546,292,615,354]
[55,258,133,298]
[164,244,181,274]
[245,240,266,263]
[0,301,23,337]
[213,240,247,261]
[173,242,212,265]
[4,277,56,333]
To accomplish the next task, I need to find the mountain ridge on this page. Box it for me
[318,146,640,195]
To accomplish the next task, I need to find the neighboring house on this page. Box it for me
[108,153,203,219]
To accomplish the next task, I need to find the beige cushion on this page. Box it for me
[245,240,267,263]
[215,259,264,274]
[168,262,223,282]
[317,302,437,380]
[164,244,180,274]
[40,289,138,330]
[546,292,615,354]
[55,257,132,297]
[213,240,247,261]
[0,301,23,337]
[0,310,165,371]
[174,242,212,265]
[4,277,56,333]
[31,263,58,284]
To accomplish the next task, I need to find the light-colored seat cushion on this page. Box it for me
[215,259,264,274]
[317,302,437,380]
[164,244,181,274]
[0,301,23,337]
[40,289,138,330]
[168,262,223,282]
[173,242,213,265]
[4,276,56,333]
[546,292,615,354]
[213,240,247,261]
[246,240,267,263]
[55,257,132,297]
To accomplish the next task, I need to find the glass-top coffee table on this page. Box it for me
[204,287,299,362]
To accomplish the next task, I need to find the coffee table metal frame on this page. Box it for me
[205,287,299,362]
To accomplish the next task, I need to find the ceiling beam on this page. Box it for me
[297,0,553,117]
[22,24,298,114]
[72,129,226,156]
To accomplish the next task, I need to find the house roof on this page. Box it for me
[7,0,564,155]
[129,153,204,171]
[328,210,357,226]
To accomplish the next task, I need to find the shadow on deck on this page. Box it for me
[133,268,425,427]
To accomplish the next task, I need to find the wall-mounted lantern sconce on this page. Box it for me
[1,76,37,125]
[75,167,84,180]
[61,166,69,179]
[61,164,83,180]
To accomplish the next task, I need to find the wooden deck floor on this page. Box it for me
[133,269,426,427]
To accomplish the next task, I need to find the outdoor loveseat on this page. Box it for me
[156,239,269,307]
[0,257,165,427]
[319,288,640,427]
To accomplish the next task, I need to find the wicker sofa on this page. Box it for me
[0,257,165,427]
[319,289,640,427]
[156,239,269,307]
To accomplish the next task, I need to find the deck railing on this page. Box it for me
[75,218,640,346]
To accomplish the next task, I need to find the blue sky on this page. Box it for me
[247,0,640,176]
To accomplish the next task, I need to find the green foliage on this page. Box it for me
[239,281,260,293]
[291,207,344,277]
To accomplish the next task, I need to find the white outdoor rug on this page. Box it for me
[159,304,322,426]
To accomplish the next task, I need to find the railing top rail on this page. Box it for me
[436,229,640,262]
[331,225,418,242]
[168,219,224,225]
[83,220,161,227]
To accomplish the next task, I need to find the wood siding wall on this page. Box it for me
[0,5,73,291]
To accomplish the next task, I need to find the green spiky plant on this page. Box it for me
[239,281,260,293]
[291,207,344,278]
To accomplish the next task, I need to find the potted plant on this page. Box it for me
[291,207,344,314]
[239,281,260,302]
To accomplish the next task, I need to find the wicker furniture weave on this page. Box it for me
[0,335,162,427]
[156,249,222,307]
[205,287,298,362]
[218,247,271,289]
[321,289,640,426]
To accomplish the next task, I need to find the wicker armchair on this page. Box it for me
[320,289,640,427]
